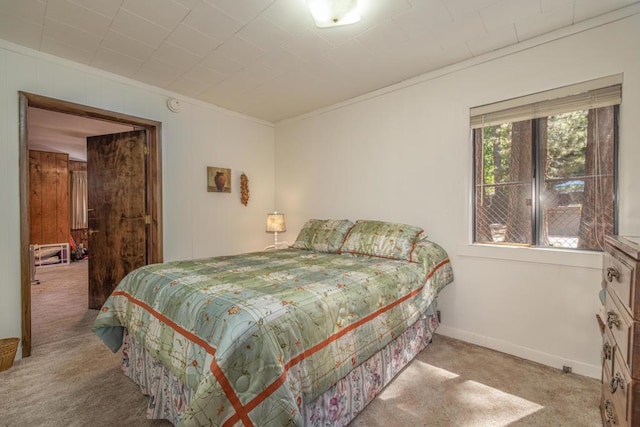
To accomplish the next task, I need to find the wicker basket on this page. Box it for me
[0,337,19,372]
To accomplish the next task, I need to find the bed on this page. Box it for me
[93,219,454,426]
[32,243,70,266]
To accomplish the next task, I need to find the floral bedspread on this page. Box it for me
[93,245,452,426]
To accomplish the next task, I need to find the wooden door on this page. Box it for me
[87,130,147,309]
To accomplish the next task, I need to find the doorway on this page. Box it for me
[19,92,163,357]
[28,109,133,348]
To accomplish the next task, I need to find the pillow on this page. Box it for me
[341,220,424,261]
[292,219,354,253]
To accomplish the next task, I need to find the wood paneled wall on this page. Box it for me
[29,150,69,245]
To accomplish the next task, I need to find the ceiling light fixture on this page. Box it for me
[307,0,360,28]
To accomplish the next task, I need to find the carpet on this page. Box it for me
[0,261,601,426]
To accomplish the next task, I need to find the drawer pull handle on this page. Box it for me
[606,311,621,329]
[609,372,624,393]
[604,399,617,425]
[603,342,613,360]
[606,267,620,282]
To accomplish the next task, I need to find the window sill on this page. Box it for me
[457,243,603,269]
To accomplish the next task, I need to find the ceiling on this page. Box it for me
[1,0,639,123]
[28,107,134,161]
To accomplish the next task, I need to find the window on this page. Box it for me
[471,76,620,251]
[70,170,88,230]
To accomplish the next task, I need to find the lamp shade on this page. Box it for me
[307,0,360,28]
[266,212,286,233]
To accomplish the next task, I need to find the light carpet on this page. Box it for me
[0,261,601,426]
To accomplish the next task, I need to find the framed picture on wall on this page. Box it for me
[207,166,231,193]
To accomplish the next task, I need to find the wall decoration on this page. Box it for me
[207,167,231,193]
[240,173,250,206]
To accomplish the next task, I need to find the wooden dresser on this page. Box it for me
[600,235,640,426]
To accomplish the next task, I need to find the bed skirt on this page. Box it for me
[121,303,440,426]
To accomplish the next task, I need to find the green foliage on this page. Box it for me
[545,110,587,179]
[481,123,511,195]
[479,110,588,189]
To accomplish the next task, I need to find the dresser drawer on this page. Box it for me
[605,289,638,372]
[605,239,640,319]
[609,347,632,426]
[602,367,627,427]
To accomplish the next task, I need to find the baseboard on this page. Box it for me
[436,325,601,379]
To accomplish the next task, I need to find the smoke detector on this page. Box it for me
[167,98,182,113]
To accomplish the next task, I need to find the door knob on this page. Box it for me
[87,229,100,235]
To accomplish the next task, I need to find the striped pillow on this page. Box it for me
[292,219,354,253]
[341,220,424,261]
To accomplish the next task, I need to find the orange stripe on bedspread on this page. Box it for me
[112,291,254,427]
[427,258,449,281]
[223,257,451,426]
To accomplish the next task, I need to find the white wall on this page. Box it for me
[275,13,640,378]
[0,41,276,358]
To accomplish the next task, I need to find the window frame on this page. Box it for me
[470,81,620,252]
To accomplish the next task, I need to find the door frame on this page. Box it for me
[19,92,163,357]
